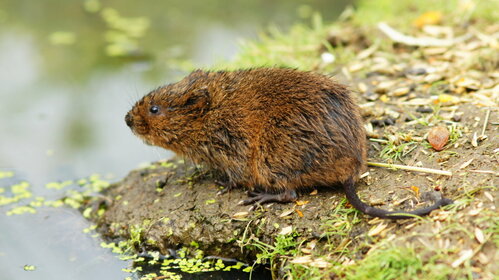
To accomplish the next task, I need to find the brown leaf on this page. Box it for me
[410,186,420,197]
[295,200,309,206]
[295,209,304,217]
[428,126,450,151]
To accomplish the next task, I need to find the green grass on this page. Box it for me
[380,140,418,162]
[339,246,425,280]
[321,200,361,252]
[354,0,498,27]
[214,13,329,71]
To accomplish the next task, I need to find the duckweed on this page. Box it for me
[0,181,32,206]
[0,171,14,179]
[205,199,216,205]
[6,205,36,216]
[23,265,36,271]
[45,180,74,190]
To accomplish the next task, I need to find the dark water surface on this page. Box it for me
[0,1,350,279]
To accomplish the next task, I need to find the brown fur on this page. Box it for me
[126,68,366,192]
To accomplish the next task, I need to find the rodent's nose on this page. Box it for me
[125,112,134,127]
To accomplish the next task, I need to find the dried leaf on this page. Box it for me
[301,248,312,254]
[459,158,474,169]
[290,255,312,264]
[474,227,485,244]
[232,212,249,219]
[477,253,490,264]
[483,191,493,202]
[295,200,309,206]
[428,126,450,151]
[279,225,293,235]
[279,209,294,218]
[368,222,388,236]
[309,258,331,268]
[295,209,304,217]
[410,186,420,197]
[451,249,473,268]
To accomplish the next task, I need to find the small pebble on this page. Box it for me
[405,68,427,76]
[370,119,384,127]
[384,118,396,126]
[391,87,411,97]
[421,191,443,203]
[363,91,379,101]
[357,82,368,93]
[416,107,434,113]
[424,73,443,83]
[374,80,397,94]
[370,118,396,127]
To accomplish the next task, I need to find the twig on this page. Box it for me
[377,22,472,47]
[469,170,497,175]
[368,162,453,176]
[480,109,491,137]
[369,138,388,143]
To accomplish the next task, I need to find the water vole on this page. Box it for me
[125,68,452,219]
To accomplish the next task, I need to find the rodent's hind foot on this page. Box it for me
[215,180,237,196]
[239,189,297,210]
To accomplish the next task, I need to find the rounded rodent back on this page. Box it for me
[127,68,366,185]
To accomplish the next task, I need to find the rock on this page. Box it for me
[390,87,411,97]
[424,73,443,83]
[374,80,397,94]
[427,126,450,151]
[416,107,434,113]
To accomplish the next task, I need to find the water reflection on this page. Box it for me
[0,1,351,279]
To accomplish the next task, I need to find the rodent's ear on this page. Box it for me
[183,88,211,112]
[186,70,207,87]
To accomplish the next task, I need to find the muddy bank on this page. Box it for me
[88,157,453,262]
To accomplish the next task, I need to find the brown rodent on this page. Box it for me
[125,68,453,219]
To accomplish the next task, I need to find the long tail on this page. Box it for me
[343,177,453,219]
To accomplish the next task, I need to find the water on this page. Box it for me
[0,1,350,279]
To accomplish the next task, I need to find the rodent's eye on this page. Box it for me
[149,105,160,114]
